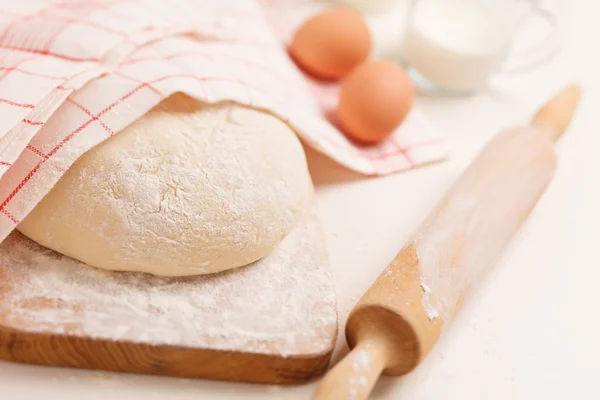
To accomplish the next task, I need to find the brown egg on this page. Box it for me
[338,61,414,143]
[289,7,371,80]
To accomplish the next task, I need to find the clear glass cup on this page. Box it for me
[400,0,562,95]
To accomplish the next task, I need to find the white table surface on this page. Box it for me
[2,0,598,399]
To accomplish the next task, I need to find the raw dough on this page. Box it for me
[17,94,311,276]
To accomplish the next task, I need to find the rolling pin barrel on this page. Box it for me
[347,126,557,375]
[346,84,581,376]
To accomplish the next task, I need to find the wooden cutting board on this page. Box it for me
[0,198,338,384]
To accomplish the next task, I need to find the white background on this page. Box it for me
[2,0,598,398]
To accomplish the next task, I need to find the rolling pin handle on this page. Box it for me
[532,83,582,142]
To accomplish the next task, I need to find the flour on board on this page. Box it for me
[0,202,337,357]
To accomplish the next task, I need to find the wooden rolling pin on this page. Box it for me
[313,84,582,400]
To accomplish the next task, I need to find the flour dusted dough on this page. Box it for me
[17,94,310,276]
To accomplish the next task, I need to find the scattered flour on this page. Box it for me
[352,349,372,371]
[346,348,373,399]
[414,128,557,321]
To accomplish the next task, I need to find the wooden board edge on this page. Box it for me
[0,324,336,384]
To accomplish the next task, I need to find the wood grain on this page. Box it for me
[0,329,331,383]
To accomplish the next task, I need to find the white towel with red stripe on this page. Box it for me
[0,0,445,243]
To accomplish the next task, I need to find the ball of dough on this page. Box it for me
[17,94,311,276]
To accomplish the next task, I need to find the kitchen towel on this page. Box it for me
[0,0,445,243]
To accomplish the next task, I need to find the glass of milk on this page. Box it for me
[401,0,562,94]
